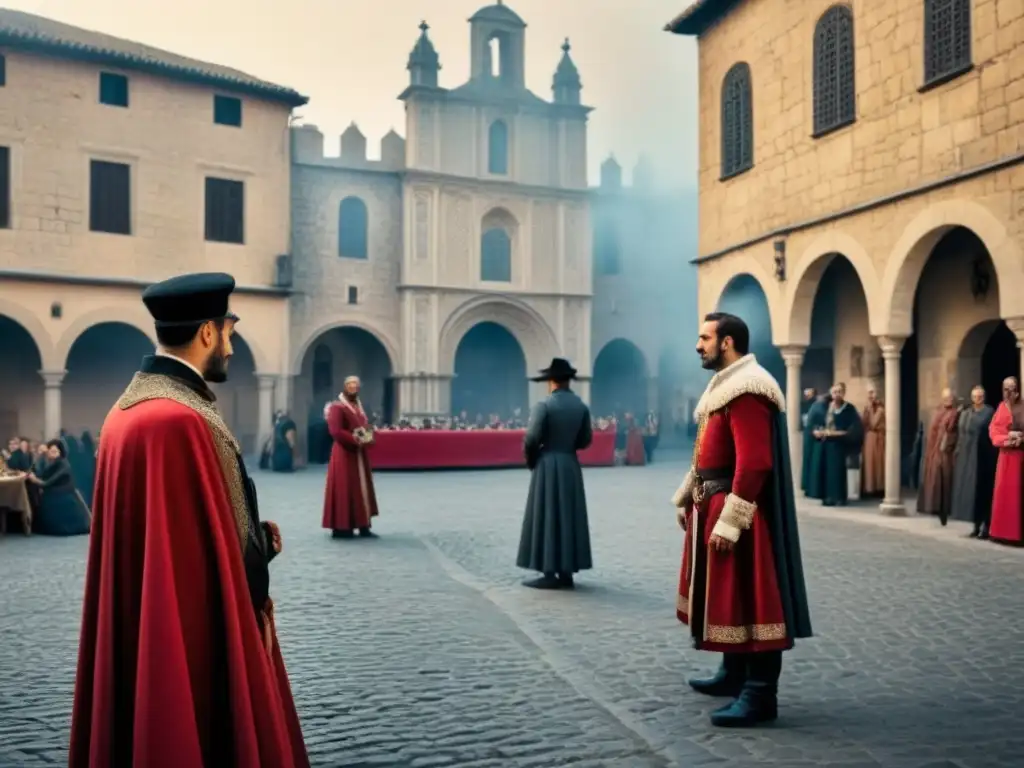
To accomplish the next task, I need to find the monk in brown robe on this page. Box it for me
[918,388,960,525]
[860,389,885,498]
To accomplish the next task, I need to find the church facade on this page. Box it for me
[669,0,1024,513]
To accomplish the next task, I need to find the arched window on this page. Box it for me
[594,222,620,276]
[488,120,509,175]
[720,63,753,180]
[480,228,512,282]
[924,0,972,86]
[338,196,368,259]
[813,5,856,136]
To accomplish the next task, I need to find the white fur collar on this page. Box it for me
[693,354,785,422]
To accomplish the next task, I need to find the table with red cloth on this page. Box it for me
[369,429,617,470]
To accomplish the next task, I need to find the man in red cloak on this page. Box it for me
[673,312,812,728]
[322,375,380,538]
[988,376,1024,544]
[69,272,309,767]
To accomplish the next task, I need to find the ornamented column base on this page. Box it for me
[879,501,908,517]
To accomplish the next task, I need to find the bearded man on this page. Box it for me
[69,273,308,766]
[672,312,812,728]
[322,375,380,538]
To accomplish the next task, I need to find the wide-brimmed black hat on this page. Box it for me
[142,272,240,328]
[531,357,577,382]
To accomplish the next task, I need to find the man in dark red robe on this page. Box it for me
[989,376,1024,544]
[322,375,380,538]
[70,273,309,767]
[673,312,812,728]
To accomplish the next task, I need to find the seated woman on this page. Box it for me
[28,439,91,536]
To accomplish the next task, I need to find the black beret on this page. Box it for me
[142,272,240,328]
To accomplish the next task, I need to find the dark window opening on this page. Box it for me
[924,0,972,86]
[99,72,129,107]
[0,146,10,229]
[488,120,509,175]
[720,62,754,180]
[338,196,368,258]
[214,95,243,127]
[205,177,244,244]
[813,6,856,136]
[347,286,358,305]
[89,160,131,235]
[0,54,6,87]
[480,228,512,282]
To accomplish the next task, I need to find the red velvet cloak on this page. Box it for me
[70,397,308,767]
[321,399,379,531]
[989,402,1024,544]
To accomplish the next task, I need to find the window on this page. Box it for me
[338,196,368,258]
[99,72,129,107]
[205,177,244,244]
[924,0,972,86]
[213,94,242,127]
[813,6,856,136]
[0,146,9,229]
[720,63,753,179]
[594,223,620,276]
[488,120,509,175]
[480,228,511,282]
[347,286,358,305]
[0,54,6,87]
[89,160,131,235]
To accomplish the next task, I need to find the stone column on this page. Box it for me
[274,373,294,415]
[256,374,276,455]
[39,370,66,439]
[877,336,907,516]
[1004,317,1024,376]
[781,346,806,486]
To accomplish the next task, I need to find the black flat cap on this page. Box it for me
[142,272,240,328]
[531,357,577,381]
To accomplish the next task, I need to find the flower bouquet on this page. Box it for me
[353,426,375,446]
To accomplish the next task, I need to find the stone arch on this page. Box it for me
[292,320,400,377]
[592,338,649,417]
[438,295,559,376]
[955,319,1018,407]
[781,231,881,344]
[55,307,157,369]
[880,199,1024,336]
[703,263,781,339]
[0,296,57,370]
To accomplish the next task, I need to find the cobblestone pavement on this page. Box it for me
[3,452,1024,767]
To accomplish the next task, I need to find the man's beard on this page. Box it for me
[202,339,230,383]
[700,344,724,371]
[344,390,359,402]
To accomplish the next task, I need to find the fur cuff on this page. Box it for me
[671,470,694,507]
[711,493,757,543]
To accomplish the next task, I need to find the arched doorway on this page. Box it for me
[803,255,875,404]
[63,322,155,434]
[210,333,259,455]
[957,320,1019,407]
[592,339,648,419]
[716,274,784,387]
[452,321,527,420]
[0,315,44,440]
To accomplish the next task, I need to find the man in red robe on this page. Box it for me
[673,312,812,728]
[988,376,1024,544]
[70,273,309,767]
[322,375,380,538]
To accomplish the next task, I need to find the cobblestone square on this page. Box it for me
[3,455,1024,767]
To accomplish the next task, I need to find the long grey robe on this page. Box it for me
[951,404,997,525]
[516,388,593,575]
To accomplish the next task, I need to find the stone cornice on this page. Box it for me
[401,169,589,200]
[396,283,593,300]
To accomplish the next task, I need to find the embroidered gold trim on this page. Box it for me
[676,591,689,616]
[706,623,787,644]
[692,354,785,422]
[719,493,756,531]
[117,372,249,547]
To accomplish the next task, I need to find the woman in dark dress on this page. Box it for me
[28,439,91,536]
[271,411,298,473]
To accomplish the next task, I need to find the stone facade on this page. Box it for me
[669,0,1024,513]
[0,10,304,451]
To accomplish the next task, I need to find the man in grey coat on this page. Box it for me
[516,357,594,590]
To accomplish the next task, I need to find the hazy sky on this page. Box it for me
[4,0,699,188]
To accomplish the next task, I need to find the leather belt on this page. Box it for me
[692,467,734,505]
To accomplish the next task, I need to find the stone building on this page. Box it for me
[668,0,1024,514]
[288,3,593,430]
[0,9,305,453]
[589,154,704,428]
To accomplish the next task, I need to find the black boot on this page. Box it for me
[710,651,781,728]
[332,529,354,539]
[359,527,378,538]
[523,573,563,589]
[557,573,575,589]
[688,653,746,697]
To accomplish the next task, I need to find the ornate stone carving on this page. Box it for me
[876,335,906,359]
[414,297,430,371]
[414,194,430,261]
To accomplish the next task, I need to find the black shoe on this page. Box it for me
[523,574,563,590]
[967,529,980,539]
[939,513,948,527]
[709,688,778,728]
[688,659,745,698]
[332,529,354,539]
[359,528,378,538]
[557,573,575,589]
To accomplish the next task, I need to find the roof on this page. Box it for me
[0,8,308,107]
[469,3,526,28]
[665,0,745,36]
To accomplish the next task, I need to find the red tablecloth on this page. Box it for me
[369,429,616,470]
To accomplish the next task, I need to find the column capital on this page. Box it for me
[1004,316,1024,340]
[780,345,806,365]
[38,369,66,387]
[255,373,278,390]
[876,336,906,358]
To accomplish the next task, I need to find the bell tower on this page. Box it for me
[468,2,527,90]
